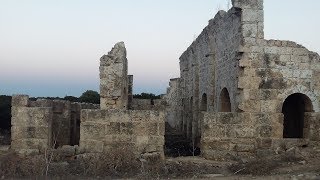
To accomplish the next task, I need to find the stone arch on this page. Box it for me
[200,93,208,111]
[282,93,313,138]
[279,85,319,113]
[219,88,231,112]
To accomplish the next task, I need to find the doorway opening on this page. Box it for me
[282,93,313,138]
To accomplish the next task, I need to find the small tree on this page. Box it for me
[79,90,100,104]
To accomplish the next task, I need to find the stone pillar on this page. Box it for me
[232,0,264,40]
[100,42,128,110]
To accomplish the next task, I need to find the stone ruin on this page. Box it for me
[10,41,165,159]
[7,0,320,161]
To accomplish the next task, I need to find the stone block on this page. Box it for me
[202,140,231,151]
[11,126,48,140]
[106,122,121,135]
[11,139,48,151]
[238,100,261,112]
[241,9,264,23]
[12,95,29,107]
[260,100,281,113]
[256,138,272,149]
[232,0,263,10]
[81,123,105,139]
[217,113,239,124]
[257,125,272,138]
[120,122,133,135]
[202,125,226,138]
[80,140,104,153]
[235,144,255,152]
[226,125,255,138]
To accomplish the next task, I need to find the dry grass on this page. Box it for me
[0,152,45,177]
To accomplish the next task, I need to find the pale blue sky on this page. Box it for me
[0,0,319,97]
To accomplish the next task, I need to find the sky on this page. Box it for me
[0,0,319,97]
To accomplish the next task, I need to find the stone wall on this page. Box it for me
[11,95,99,154]
[100,42,128,110]
[167,0,320,159]
[130,99,166,111]
[80,109,165,157]
[163,78,182,129]
[178,4,244,141]
[11,95,52,154]
[201,111,320,160]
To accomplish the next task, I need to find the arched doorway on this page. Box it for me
[282,93,313,138]
[219,88,231,112]
[200,93,208,111]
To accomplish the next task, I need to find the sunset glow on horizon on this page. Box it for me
[1,0,319,97]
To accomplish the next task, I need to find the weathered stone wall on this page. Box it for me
[178,4,244,141]
[201,111,320,160]
[170,0,320,160]
[11,95,99,154]
[130,99,166,111]
[100,42,128,110]
[163,78,182,129]
[80,109,165,157]
[238,40,320,113]
[11,95,52,154]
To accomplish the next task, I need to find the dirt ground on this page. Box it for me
[0,145,320,179]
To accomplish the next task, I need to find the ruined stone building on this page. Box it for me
[7,0,320,161]
[166,0,320,159]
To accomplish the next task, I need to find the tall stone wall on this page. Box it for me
[11,95,99,154]
[163,78,182,129]
[178,4,243,141]
[80,109,165,157]
[100,42,128,110]
[168,0,320,160]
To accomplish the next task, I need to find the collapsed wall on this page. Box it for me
[80,42,165,158]
[11,95,98,154]
[100,42,128,110]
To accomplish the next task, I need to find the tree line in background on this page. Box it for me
[0,91,161,131]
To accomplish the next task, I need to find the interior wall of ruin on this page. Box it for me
[163,78,183,129]
[11,95,99,154]
[178,4,243,141]
[130,99,166,111]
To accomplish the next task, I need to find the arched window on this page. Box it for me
[219,88,231,112]
[200,93,207,111]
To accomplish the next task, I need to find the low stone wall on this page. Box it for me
[200,112,283,160]
[11,95,99,154]
[130,99,166,111]
[201,112,320,160]
[80,109,165,157]
[11,95,52,154]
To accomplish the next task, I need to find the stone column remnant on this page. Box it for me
[100,42,128,110]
